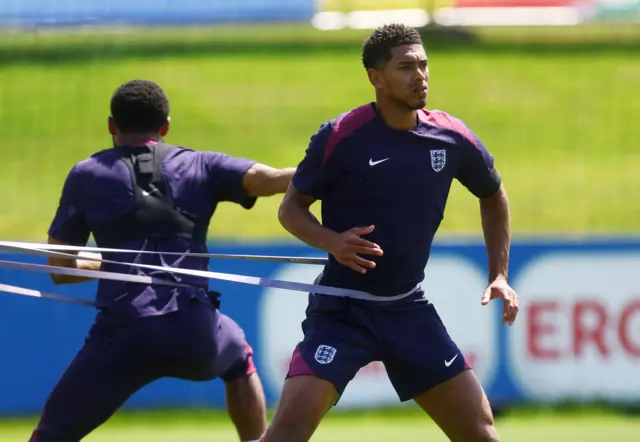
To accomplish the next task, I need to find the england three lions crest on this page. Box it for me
[430,149,446,172]
[314,345,337,364]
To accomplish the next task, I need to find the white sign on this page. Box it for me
[258,255,497,408]
[511,253,640,402]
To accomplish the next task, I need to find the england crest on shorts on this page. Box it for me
[314,345,337,365]
[430,149,446,172]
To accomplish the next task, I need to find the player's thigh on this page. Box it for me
[30,333,158,441]
[264,295,378,442]
[292,294,378,399]
[382,302,471,401]
[414,370,498,442]
[163,304,247,381]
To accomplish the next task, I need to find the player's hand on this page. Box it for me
[327,225,383,274]
[481,277,519,326]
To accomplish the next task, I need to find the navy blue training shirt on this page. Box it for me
[48,142,257,325]
[292,103,501,297]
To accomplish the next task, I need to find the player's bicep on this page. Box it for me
[282,183,318,210]
[278,183,318,230]
[242,163,274,195]
[242,163,294,197]
[456,134,502,199]
[291,122,335,200]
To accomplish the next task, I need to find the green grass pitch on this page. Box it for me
[0,407,638,441]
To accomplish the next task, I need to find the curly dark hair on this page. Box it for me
[362,23,423,70]
[110,79,170,134]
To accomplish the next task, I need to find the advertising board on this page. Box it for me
[1,238,639,415]
[0,0,315,26]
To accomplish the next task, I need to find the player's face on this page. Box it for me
[382,44,429,110]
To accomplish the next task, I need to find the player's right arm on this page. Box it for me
[47,164,102,285]
[278,122,383,274]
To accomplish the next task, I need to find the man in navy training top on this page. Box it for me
[30,79,294,442]
[264,24,519,442]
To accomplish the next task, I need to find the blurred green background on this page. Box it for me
[1,22,638,242]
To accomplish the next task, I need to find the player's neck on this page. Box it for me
[374,101,418,131]
[114,133,162,148]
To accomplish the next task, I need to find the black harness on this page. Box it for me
[91,143,208,248]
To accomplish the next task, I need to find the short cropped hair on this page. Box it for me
[110,79,170,134]
[362,23,423,70]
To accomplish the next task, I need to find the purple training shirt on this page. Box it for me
[48,142,257,325]
[292,103,502,297]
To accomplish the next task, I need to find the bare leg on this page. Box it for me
[260,375,339,442]
[225,372,268,441]
[413,370,499,442]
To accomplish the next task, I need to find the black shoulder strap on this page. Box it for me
[91,144,207,247]
[149,143,179,205]
[118,143,179,205]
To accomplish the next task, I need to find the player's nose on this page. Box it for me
[412,79,428,92]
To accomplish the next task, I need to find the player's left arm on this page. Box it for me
[479,184,511,291]
[47,164,101,285]
[456,129,519,326]
[242,163,297,197]
[204,152,295,208]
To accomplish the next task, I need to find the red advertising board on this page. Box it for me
[455,0,586,7]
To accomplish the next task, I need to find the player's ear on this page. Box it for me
[367,68,384,90]
[107,116,117,136]
[160,117,170,137]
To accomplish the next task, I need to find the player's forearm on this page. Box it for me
[480,185,510,281]
[49,252,102,285]
[278,201,339,253]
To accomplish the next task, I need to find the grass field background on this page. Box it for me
[0,24,639,240]
[1,407,639,441]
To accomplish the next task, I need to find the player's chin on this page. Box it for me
[407,98,427,110]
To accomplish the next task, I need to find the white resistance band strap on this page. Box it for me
[0,283,97,307]
[0,246,417,302]
[0,241,328,265]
